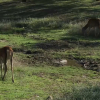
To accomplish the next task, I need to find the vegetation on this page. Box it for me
[0,0,100,100]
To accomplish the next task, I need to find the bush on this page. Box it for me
[55,85,100,100]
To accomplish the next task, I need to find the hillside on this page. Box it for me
[0,0,100,100]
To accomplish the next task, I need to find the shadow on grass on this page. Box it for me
[0,0,99,20]
[61,33,100,47]
[56,85,100,100]
[36,40,69,50]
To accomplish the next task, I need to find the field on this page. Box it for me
[0,0,100,100]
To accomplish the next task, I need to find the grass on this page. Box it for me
[1,64,100,100]
[0,0,100,100]
[55,85,100,100]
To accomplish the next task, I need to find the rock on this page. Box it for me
[60,59,67,65]
[46,95,53,100]
[53,59,67,66]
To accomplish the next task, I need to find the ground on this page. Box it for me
[0,0,100,100]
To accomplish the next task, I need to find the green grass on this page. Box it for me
[1,64,100,100]
[55,85,100,100]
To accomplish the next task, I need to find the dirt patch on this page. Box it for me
[14,38,100,72]
[13,47,25,52]
[25,49,44,54]
[79,60,100,71]
[0,39,7,42]
[79,41,100,47]
[52,58,100,71]
[36,40,69,50]
[14,49,100,72]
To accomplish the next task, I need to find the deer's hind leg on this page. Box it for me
[94,27,100,37]
[2,63,7,81]
[10,57,14,83]
[1,63,3,80]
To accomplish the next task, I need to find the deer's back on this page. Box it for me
[87,19,99,27]
[0,46,13,61]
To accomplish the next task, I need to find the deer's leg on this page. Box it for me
[10,57,14,83]
[82,23,89,36]
[2,63,7,81]
[95,27,100,37]
[1,63,3,79]
[82,27,86,36]
[87,27,91,36]
[95,27,97,37]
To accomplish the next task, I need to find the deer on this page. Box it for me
[82,18,100,37]
[0,46,14,82]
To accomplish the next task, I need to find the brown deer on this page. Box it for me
[82,18,100,37]
[0,46,14,82]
